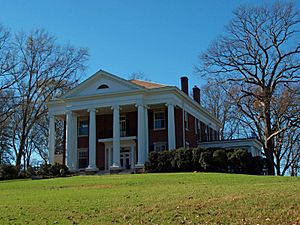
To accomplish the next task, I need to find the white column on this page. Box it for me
[72,113,78,170]
[136,104,145,166]
[48,115,55,165]
[145,106,149,159]
[111,105,120,168]
[66,111,75,171]
[86,108,98,171]
[167,103,176,150]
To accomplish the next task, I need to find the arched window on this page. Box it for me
[97,84,109,89]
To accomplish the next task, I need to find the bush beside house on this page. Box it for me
[145,148,265,174]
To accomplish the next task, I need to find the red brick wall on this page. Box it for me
[78,136,88,148]
[96,142,105,170]
[175,107,183,148]
[148,108,168,151]
[185,113,197,147]
[125,111,137,136]
[97,114,113,139]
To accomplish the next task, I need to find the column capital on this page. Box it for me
[165,102,176,107]
[87,108,97,113]
[135,103,148,109]
[111,105,120,111]
[66,110,78,116]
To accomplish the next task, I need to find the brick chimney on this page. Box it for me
[193,85,200,104]
[180,76,188,95]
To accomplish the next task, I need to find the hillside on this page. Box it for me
[0,173,299,224]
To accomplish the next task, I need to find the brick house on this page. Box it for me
[47,70,223,172]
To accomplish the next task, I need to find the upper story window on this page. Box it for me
[154,111,165,130]
[120,115,126,137]
[97,84,109,89]
[184,111,189,130]
[78,118,89,136]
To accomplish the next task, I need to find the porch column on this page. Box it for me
[167,103,176,150]
[66,111,76,171]
[145,106,149,159]
[86,108,98,171]
[136,104,145,166]
[73,115,78,169]
[111,105,120,168]
[48,115,55,165]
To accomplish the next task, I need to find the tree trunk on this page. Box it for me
[264,95,275,175]
[15,136,26,171]
[275,155,281,176]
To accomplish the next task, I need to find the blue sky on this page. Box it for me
[0,0,286,88]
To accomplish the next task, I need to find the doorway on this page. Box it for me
[120,147,131,169]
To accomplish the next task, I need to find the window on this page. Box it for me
[154,111,165,130]
[120,115,126,137]
[154,142,167,151]
[184,111,189,130]
[97,84,109,89]
[78,149,88,169]
[78,119,89,136]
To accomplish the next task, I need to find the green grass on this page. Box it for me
[0,173,299,225]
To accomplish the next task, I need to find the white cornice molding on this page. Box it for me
[47,83,222,127]
[61,70,144,99]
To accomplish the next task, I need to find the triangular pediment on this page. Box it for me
[62,70,143,99]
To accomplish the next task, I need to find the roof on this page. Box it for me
[129,79,168,89]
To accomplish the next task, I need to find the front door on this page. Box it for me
[120,147,131,169]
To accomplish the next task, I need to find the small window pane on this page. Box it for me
[154,111,165,129]
[79,120,89,136]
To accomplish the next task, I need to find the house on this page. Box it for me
[46,70,256,172]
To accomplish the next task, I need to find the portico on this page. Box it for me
[48,102,176,172]
[46,70,222,172]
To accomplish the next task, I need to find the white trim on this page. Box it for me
[47,86,222,128]
[198,139,263,157]
[61,70,143,99]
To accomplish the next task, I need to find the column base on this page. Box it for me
[135,163,144,168]
[85,166,99,175]
[109,165,121,174]
[134,164,145,173]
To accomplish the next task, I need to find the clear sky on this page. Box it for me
[0,0,289,88]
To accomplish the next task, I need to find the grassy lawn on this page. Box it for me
[0,173,299,225]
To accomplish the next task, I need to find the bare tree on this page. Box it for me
[128,71,151,81]
[197,1,300,175]
[271,85,300,175]
[9,29,88,170]
[0,25,19,124]
[201,81,244,140]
